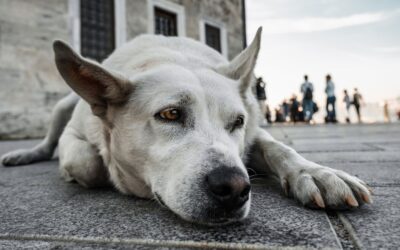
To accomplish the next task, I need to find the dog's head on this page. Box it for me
[53,28,262,225]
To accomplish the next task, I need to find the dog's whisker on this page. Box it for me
[250,177,268,182]
[249,174,268,179]
[246,167,257,175]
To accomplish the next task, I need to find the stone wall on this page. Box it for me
[125,0,148,40]
[0,0,70,139]
[172,0,244,60]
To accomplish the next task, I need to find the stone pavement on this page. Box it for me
[0,123,399,249]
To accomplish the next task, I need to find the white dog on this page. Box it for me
[1,28,372,225]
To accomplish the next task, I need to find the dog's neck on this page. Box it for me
[108,157,153,198]
[100,125,153,198]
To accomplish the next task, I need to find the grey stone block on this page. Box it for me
[271,124,400,146]
[0,239,176,250]
[326,162,400,186]
[301,151,400,164]
[340,187,400,250]
[290,142,378,153]
[0,240,52,250]
[0,140,42,156]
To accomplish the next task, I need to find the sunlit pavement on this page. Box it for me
[1,123,399,249]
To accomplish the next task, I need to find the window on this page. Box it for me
[154,7,177,36]
[205,24,221,53]
[80,0,115,62]
[147,0,185,36]
[199,20,228,58]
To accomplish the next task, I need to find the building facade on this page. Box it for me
[0,0,246,138]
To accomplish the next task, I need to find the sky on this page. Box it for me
[246,0,400,109]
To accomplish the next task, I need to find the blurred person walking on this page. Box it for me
[275,107,285,123]
[290,94,300,123]
[353,88,363,123]
[256,77,267,125]
[343,89,351,123]
[282,99,290,121]
[325,74,337,123]
[300,75,314,122]
[384,100,391,123]
[265,104,272,123]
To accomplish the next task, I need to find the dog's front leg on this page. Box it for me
[59,126,109,188]
[252,128,372,209]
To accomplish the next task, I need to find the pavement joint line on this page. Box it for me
[361,143,385,151]
[296,149,382,153]
[369,183,400,188]
[326,211,361,250]
[337,213,364,250]
[324,213,344,250]
[0,233,335,250]
[312,160,400,164]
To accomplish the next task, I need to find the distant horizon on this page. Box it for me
[246,0,400,113]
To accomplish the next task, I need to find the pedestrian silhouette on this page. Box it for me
[343,89,351,123]
[256,77,267,125]
[325,74,337,123]
[290,94,300,123]
[384,100,391,123]
[353,88,363,123]
[300,75,314,122]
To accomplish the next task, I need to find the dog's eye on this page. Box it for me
[157,108,181,121]
[232,115,244,131]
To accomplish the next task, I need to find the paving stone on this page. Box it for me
[326,162,400,186]
[0,239,176,250]
[0,240,52,250]
[340,187,400,250]
[290,141,378,153]
[268,124,400,151]
[0,140,42,155]
[370,141,400,151]
[301,151,400,164]
[291,136,400,146]
[271,124,399,138]
[265,127,288,141]
[270,124,400,145]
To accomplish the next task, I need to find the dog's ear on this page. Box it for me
[217,27,262,94]
[53,40,133,117]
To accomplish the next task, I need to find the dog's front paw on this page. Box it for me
[1,148,51,166]
[282,164,372,209]
[2,149,35,166]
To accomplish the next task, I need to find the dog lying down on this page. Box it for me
[1,27,372,225]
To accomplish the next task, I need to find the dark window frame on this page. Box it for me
[80,0,116,62]
[204,23,222,53]
[154,7,178,36]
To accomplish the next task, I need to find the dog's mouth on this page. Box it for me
[154,192,168,208]
[153,192,248,226]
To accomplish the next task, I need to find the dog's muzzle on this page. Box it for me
[155,166,251,225]
[206,166,250,211]
[198,166,251,224]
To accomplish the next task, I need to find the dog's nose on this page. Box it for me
[206,166,251,211]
